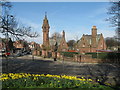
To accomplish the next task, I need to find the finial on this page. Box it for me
[45,12,47,18]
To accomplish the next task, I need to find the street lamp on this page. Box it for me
[54,41,58,61]
[32,44,34,61]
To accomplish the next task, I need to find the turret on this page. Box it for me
[42,12,50,32]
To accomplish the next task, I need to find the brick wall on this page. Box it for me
[58,53,103,63]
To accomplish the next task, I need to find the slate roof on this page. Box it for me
[77,34,101,46]
[49,37,62,46]
[84,34,101,45]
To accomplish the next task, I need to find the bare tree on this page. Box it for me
[67,40,76,50]
[106,0,120,39]
[0,0,39,40]
[51,32,62,39]
[105,37,120,49]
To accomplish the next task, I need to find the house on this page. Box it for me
[75,26,107,53]
[29,41,41,55]
[13,39,29,53]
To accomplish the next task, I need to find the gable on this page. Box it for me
[77,34,102,47]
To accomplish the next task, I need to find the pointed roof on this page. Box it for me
[42,12,50,28]
[78,34,101,46]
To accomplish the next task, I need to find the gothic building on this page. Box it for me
[42,14,68,51]
[75,26,107,53]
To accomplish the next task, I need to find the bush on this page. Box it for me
[85,52,120,62]
[61,52,79,57]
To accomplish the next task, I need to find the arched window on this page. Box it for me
[83,43,85,47]
[101,43,102,47]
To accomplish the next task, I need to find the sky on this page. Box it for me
[3,2,116,44]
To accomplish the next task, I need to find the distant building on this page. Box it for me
[75,26,107,53]
[13,39,29,52]
[0,38,14,52]
[0,38,6,50]
[49,30,68,52]
[29,41,41,51]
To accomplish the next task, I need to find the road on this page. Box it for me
[1,55,120,85]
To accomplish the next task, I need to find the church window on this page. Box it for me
[101,43,102,47]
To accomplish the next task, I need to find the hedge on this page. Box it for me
[85,52,120,60]
[60,52,79,57]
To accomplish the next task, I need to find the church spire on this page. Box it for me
[45,12,47,19]
[42,12,50,30]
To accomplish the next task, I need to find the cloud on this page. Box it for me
[98,29,115,38]
[15,17,43,43]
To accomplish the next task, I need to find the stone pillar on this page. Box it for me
[33,50,37,56]
[37,51,40,56]
[42,50,45,57]
[52,52,54,58]
[57,52,60,58]
[74,54,78,62]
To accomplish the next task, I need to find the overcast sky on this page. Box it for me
[2,2,116,44]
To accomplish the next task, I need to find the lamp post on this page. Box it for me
[54,42,58,61]
[32,44,34,61]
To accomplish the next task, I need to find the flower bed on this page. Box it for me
[0,73,113,89]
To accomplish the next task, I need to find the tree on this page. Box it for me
[0,0,39,40]
[105,37,120,48]
[51,32,62,39]
[67,40,76,50]
[106,0,120,39]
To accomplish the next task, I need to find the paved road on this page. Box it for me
[1,55,120,85]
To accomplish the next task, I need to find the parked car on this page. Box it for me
[0,50,10,57]
[16,52,23,57]
[1,50,6,57]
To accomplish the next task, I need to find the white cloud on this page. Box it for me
[14,17,43,43]
[98,29,115,38]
